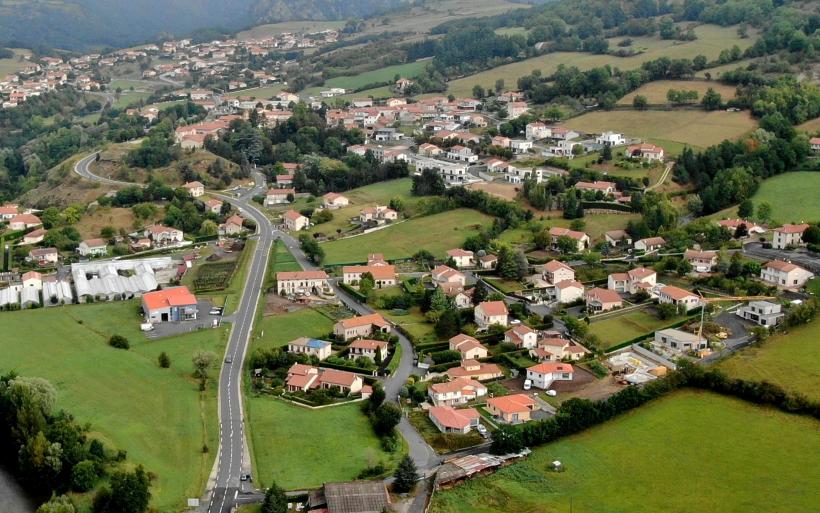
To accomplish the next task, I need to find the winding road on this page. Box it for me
[74,155,435,512]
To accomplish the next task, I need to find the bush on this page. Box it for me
[71,460,99,492]
[158,352,171,368]
[372,401,401,436]
[429,350,462,365]
[108,335,130,350]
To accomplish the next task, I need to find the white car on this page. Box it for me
[476,424,489,438]
[523,379,532,391]
[546,390,558,397]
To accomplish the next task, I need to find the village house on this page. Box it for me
[449,288,474,309]
[282,210,309,231]
[491,135,511,148]
[717,219,765,237]
[182,181,205,198]
[285,364,363,395]
[474,301,508,329]
[634,236,666,253]
[205,198,223,214]
[322,192,349,209]
[772,223,810,249]
[431,265,466,287]
[658,285,702,312]
[276,270,330,295]
[504,324,539,349]
[478,254,498,270]
[486,394,538,424]
[760,260,814,289]
[23,228,46,245]
[585,287,623,313]
[684,249,718,273]
[447,145,478,163]
[342,263,397,288]
[554,280,585,304]
[9,214,42,231]
[333,313,390,341]
[607,267,656,294]
[526,121,550,140]
[428,406,481,434]
[736,301,784,328]
[575,180,618,196]
[142,286,198,323]
[596,131,627,147]
[626,143,665,161]
[604,229,632,247]
[655,328,707,352]
[507,101,529,118]
[347,339,388,362]
[265,188,295,206]
[529,337,587,362]
[359,205,398,224]
[446,248,474,268]
[811,136,820,152]
[219,214,244,236]
[428,378,487,407]
[445,359,503,381]
[287,337,332,361]
[146,225,184,245]
[418,142,443,157]
[542,260,574,285]
[449,334,488,360]
[29,247,59,266]
[77,238,108,257]
[276,174,294,187]
[549,227,590,252]
[526,362,574,390]
[0,204,18,220]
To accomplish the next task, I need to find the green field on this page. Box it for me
[270,240,302,273]
[563,109,757,148]
[246,399,401,489]
[255,308,334,351]
[225,84,286,99]
[378,306,438,345]
[709,172,820,224]
[497,213,643,246]
[302,60,428,97]
[321,208,493,265]
[445,24,756,97]
[0,301,227,512]
[429,391,820,513]
[617,80,738,105]
[719,319,820,402]
[588,309,687,349]
[0,48,31,77]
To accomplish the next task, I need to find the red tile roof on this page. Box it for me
[487,394,536,414]
[429,406,480,430]
[276,270,328,280]
[528,362,574,375]
[142,286,196,310]
[338,313,389,329]
[476,301,507,316]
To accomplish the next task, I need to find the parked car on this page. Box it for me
[546,389,557,397]
[523,379,532,391]
[476,424,489,438]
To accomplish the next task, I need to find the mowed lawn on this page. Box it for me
[0,302,227,512]
[429,391,820,513]
[563,109,757,148]
[588,309,686,348]
[254,308,334,351]
[617,80,738,105]
[0,48,31,77]
[246,399,400,489]
[444,24,756,97]
[708,172,820,224]
[321,208,494,265]
[497,213,643,246]
[719,320,820,401]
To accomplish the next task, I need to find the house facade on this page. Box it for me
[428,378,487,406]
[655,328,707,351]
[333,313,390,341]
[526,362,574,389]
[276,270,330,295]
[142,286,198,323]
[78,238,108,257]
[486,394,538,424]
[772,224,809,249]
[428,406,481,434]
[287,337,332,360]
[736,301,784,327]
[474,301,508,329]
[658,285,701,312]
[760,260,814,289]
[283,210,309,231]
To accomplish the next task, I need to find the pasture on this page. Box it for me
[617,79,737,105]
[429,390,820,513]
[0,48,31,77]
[0,301,227,512]
[301,60,428,97]
[709,172,820,224]
[497,213,643,246]
[587,309,686,349]
[225,84,286,100]
[719,319,820,402]
[320,208,494,265]
[445,24,756,97]
[562,109,757,148]
[796,116,820,133]
[254,308,334,351]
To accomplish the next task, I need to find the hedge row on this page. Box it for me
[581,201,635,212]
[604,308,703,353]
[338,282,367,302]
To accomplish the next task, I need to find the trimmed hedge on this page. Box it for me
[338,282,367,302]
[581,201,634,212]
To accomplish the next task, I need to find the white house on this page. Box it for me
[634,237,666,253]
[607,267,656,294]
[322,192,349,209]
[276,270,330,295]
[626,143,665,161]
[282,210,309,231]
[684,249,718,273]
[504,324,538,350]
[525,122,550,140]
[526,362,574,390]
[655,328,707,352]
[287,337,332,360]
[554,280,584,304]
[772,224,809,249]
[549,227,590,252]
[182,181,205,198]
[146,225,184,245]
[658,285,702,312]
[265,188,295,206]
[474,301,508,329]
[428,378,487,407]
[446,248,474,268]
[449,334,488,360]
[428,406,481,434]
[596,131,626,147]
[542,260,575,285]
[760,260,814,289]
[77,238,108,257]
[736,301,784,327]
[347,339,388,362]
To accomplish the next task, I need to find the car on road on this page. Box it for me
[476,424,489,438]
[225,356,232,364]
[523,379,532,391]
[240,474,252,482]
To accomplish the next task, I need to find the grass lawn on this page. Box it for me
[302,61,428,97]
[563,109,757,148]
[719,319,820,402]
[270,240,301,273]
[112,90,153,109]
[617,80,737,105]
[695,57,760,78]
[408,411,485,454]
[321,208,494,265]
[246,399,401,489]
[0,301,227,512]
[378,306,438,345]
[225,84,286,100]
[707,172,820,224]
[497,213,643,246]
[74,206,148,239]
[0,48,31,77]
[444,24,756,97]
[429,390,820,513]
[588,309,686,349]
[254,308,334,351]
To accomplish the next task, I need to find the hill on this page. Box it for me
[0,0,411,51]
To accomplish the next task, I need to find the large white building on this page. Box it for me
[760,260,814,289]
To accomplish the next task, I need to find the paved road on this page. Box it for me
[743,242,820,274]
[74,152,141,187]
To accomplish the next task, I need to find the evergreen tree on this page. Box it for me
[471,281,488,305]
[261,480,287,513]
[393,455,418,493]
[496,245,518,279]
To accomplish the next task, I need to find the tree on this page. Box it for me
[106,466,150,513]
[200,219,218,236]
[158,352,171,368]
[367,383,386,413]
[556,235,577,254]
[108,335,129,349]
[471,281,488,305]
[192,351,217,379]
[71,460,98,492]
[655,303,677,320]
[737,199,754,218]
[735,223,749,238]
[435,309,461,338]
[260,480,287,513]
[472,84,485,99]
[701,87,722,110]
[494,79,505,93]
[491,424,524,455]
[496,245,518,279]
[429,287,450,313]
[515,250,529,280]
[37,495,76,513]
[802,225,820,244]
[393,455,418,493]
[601,144,612,161]
[373,401,401,436]
[359,272,375,296]
[756,202,772,223]
[676,258,693,276]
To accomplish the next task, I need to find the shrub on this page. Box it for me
[158,352,171,368]
[71,460,99,492]
[108,335,130,350]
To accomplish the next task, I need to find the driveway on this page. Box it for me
[144,299,222,339]
[743,242,820,274]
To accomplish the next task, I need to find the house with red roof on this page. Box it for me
[428,406,481,434]
[265,188,295,206]
[585,287,623,313]
[282,210,309,231]
[182,181,204,198]
[285,364,363,395]
[219,214,244,236]
[322,192,349,209]
[446,248,474,268]
[449,334,488,360]
[142,286,198,323]
[554,280,584,304]
[347,339,388,362]
[634,237,666,253]
[22,228,46,245]
[474,301,508,329]
[9,214,42,231]
[342,264,397,288]
[486,394,538,424]
[717,219,765,237]
[526,362,574,389]
[77,238,108,257]
[428,378,487,406]
[276,270,329,295]
[658,286,701,312]
[529,337,588,362]
[504,324,538,349]
[760,260,814,289]
[684,249,718,273]
[445,359,503,381]
[542,260,574,285]
[626,143,665,161]
[549,227,590,252]
[333,313,390,341]
[772,223,810,249]
[431,265,466,287]
[607,267,656,294]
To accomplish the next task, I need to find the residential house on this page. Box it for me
[146,225,184,245]
[427,378,487,406]
[77,238,108,257]
[276,270,329,295]
[511,139,533,154]
[275,174,294,187]
[29,247,59,266]
[658,285,702,312]
[282,210,309,231]
[450,288,474,309]
[478,254,498,270]
[607,267,656,294]
[684,249,718,273]
[596,131,626,147]
[182,181,205,198]
[205,198,223,214]
[446,248,474,268]
[585,287,623,313]
[575,180,617,196]
[486,394,538,424]
[507,101,529,118]
[264,188,295,206]
[525,121,550,140]
[359,205,397,223]
[449,334,488,360]
[474,301,508,329]
[418,143,443,157]
[445,359,503,381]
[287,337,332,360]
[526,362,574,389]
[447,145,478,163]
[9,214,42,230]
[604,230,632,247]
[811,136,820,152]
[626,143,665,161]
[549,227,590,252]
[285,364,363,395]
[717,219,765,237]
[431,265,466,287]
[342,263,397,288]
[142,286,198,323]
[333,313,390,341]
[634,236,666,253]
[655,328,707,351]
[504,324,538,350]
[22,228,46,245]
[22,271,43,290]
[760,260,814,289]
[736,301,784,328]
[347,339,388,362]
[313,481,390,513]
[554,280,585,304]
[219,214,244,236]
[428,406,481,434]
[0,204,18,220]
[322,192,349,209]
[491,135,511,148]
[772,224,810,249]
[542,260,575,285]
[548,126,579,141]
[529,337,587,362]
